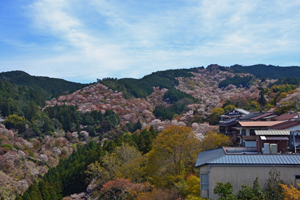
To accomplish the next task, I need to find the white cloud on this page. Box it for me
[1,0,300,82]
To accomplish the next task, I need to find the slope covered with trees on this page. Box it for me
[0,71,87,98]
[100,68,200,99]
[18,126,231,200]
[230,64,300,79]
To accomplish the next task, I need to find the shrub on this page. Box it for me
[1,144,13,151]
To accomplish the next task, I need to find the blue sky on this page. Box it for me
[0,0,300,83]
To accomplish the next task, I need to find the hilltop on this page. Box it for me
[1,64,300,199]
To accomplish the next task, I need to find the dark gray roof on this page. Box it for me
[195,148,300,168]
[210,155,300,165]
[219,118,238,126]
[195,148,226,168]
[234,108,250,115]
[223,108,250,116]
[239,112,262,120]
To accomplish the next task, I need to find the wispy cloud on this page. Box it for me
[0,0,300,82]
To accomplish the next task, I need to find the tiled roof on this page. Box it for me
[219,118,238,126]
[268,121,300,130]
[239,121,284,127]
[195,148,226,168]
[275,114,299,121]
[255,130,290,136]
[239,112,263,120]
[260,136,289,141]
[234,108,250,115]
[250,112,276,120]
[262,114,278,119]
[210,155,300,165]
[223,108,250,116]
[195,148,300,168]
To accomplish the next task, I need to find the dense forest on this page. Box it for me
[230,64,300,79]
[0,65,300,199]
[153,88,198,120]
[100,68,200,99]
[0,71,87,99]
[218,75,254,88]
[17,126,232,200]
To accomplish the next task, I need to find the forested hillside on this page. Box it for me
[1,64,300,199]
[0,71,87,98]
[230,64,300,79]
[99,68,200,99]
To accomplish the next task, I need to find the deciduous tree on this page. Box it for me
[280,183,300,200]
[200,131,232,151]
[146,125,201,187]
[263,167,285,200]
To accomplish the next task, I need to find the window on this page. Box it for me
[201,174,209,190]
[295,175,300,187]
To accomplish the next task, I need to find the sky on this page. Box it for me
[0,0,300,83]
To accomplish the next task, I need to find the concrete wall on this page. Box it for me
[199,165,300,200]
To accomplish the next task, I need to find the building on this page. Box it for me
[219,108,249,123]
[248,112,277,121]
[274,113,300,121]
[195,147,300,199]
[290,131,300,152]
[219,118,239,136]
[239,112,263,121]
[255,130,290,153]
[268,120,300,131]
[237,121,284,147]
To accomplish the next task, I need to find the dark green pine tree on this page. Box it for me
[22,193,31,200]
[15,196,23,200]
[258,90,267,106]
[134,120,142,131]
[39,180,51,200]
[25,181,42,200]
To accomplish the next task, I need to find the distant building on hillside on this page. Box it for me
[219,108,249,124]
[274,113,300,121]
[255,130,290,153]
[195,147,300,199]
[237,121,284,147]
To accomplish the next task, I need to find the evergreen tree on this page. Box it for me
[258,90,267,106]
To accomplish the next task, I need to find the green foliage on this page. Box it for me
[236,184,253,200]
[153,105,176,120]
[231,64,300,79]
[269,84,296,93]
[146,125,201,188]
[3,114,25,131]
[100,68,198,99]
[153,98,195,120]
[213,182,236,200]
[0,70,87,98]
[44,105,120,133]
[236,178,265,200]
[258,90,267,106]
[200,132,232,151]
[245,101,262,111]
[208,108,224,125]
[163,88,197,103]
[0,144,13,151]
[21,141,104,198]
[176,174,200,197]
[137,128,155,154]
[251,177,265,200]
[263,167,285,200]
[0,80,46,118]
[153,88,197,120]
[219,75,253,88]
[223,105,235,113]
[272,77,300,86]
